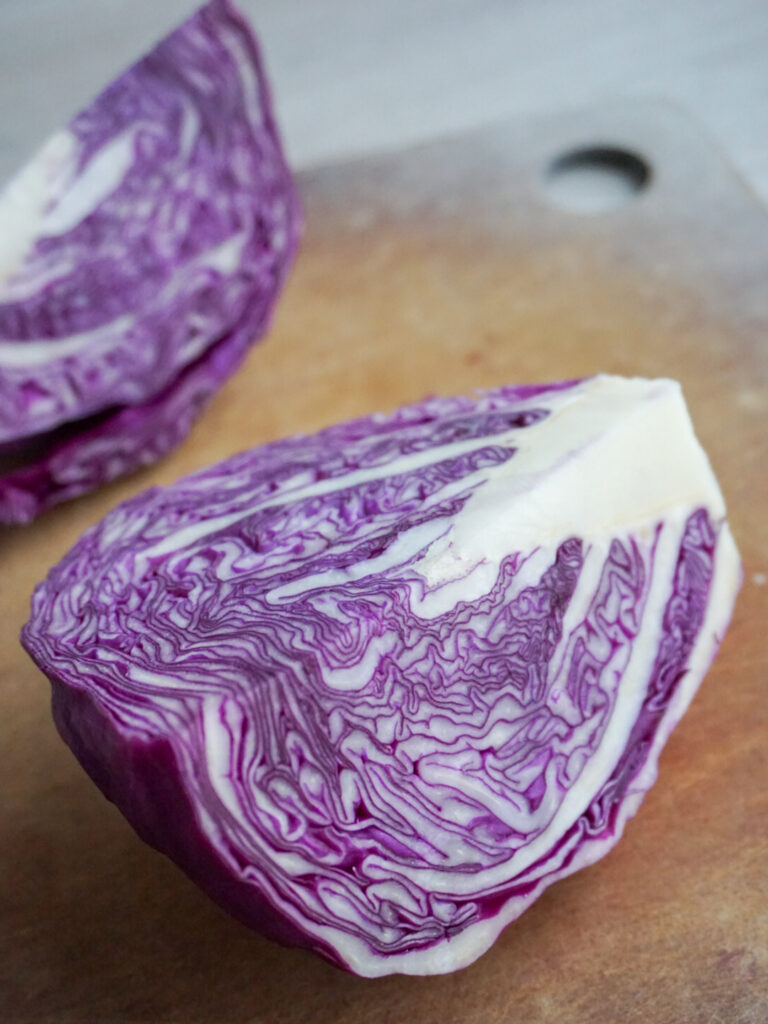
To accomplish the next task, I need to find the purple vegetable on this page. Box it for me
[0,0,300,523]
[22,375,740,976]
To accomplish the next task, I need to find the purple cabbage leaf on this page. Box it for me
[22,375,741,976]
[0,0,300,523]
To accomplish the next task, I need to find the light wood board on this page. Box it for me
[1,103,767,1023]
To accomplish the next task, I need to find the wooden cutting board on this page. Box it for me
[1,102,766,1024]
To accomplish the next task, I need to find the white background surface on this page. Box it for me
[0,0,766,199]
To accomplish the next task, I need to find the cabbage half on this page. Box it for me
[22,375,740,976]
[0,0,300,523]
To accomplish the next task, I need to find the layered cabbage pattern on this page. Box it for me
[23,376,740,974]
[0,0,300,521]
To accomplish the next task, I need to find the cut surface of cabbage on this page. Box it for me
[22,375,740,976]
[0,0,300,522]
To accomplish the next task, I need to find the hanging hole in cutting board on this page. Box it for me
[543,145,651,213]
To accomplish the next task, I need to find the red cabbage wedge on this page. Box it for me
[0,0,300,523]
[22,375,740,976]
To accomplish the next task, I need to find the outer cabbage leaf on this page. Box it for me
[0,0,300,523]
[22,375,741,976]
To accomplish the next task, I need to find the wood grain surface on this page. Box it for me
[1,103,766,1023]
